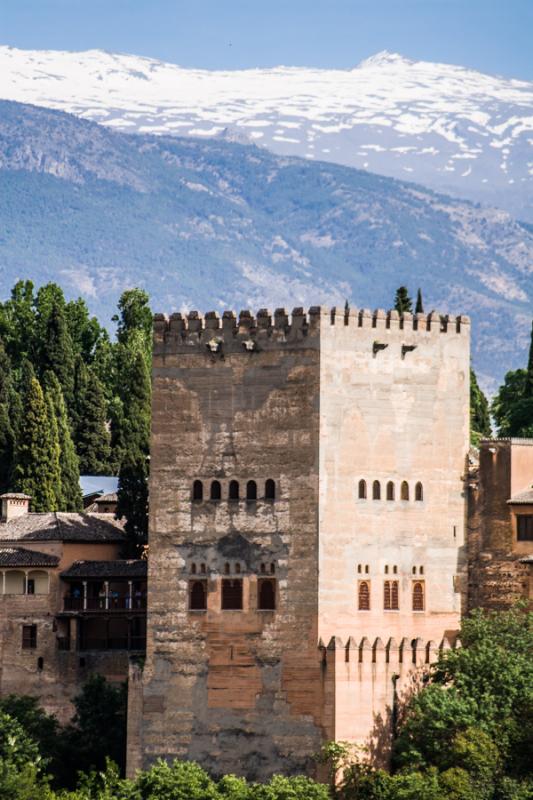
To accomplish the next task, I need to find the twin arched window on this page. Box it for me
[358,581,370,610]
[412,581,425,611]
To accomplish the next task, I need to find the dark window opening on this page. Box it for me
[191,563,197,574]
[265,479,276,501]
[384,580,399,610]
[357,564,362,574]
[270,563,275,575]
[79,657,86,668]
[260,563,266,574]
[386,481,395,501]
[189,580,207,610]
[222,579,243,610]
[235,562,241,574]
[37,657,44,670]
[200,563,206,574]
[401,481,410,501]
[517,515,533,542]
[246,480,257,501]
[210,481,221,501]
[358,581,370,610]
[373,480,381,500]
[258,579,276,610]
[412,581,425,611]
[193,480,203,502]
[358,479,367,499]
[27,579,35,595]
[22,625,37,649]
[229,480,240,501]
[224,562,230,575]
[415,482,423,502]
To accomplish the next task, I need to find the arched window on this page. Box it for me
[265,479,276,501]
[229,480,239,501]
[258,579,276,610]
[401,481,409,501]
[365,565,369,574]
[384,580,399,610]
[412,582,424,611]
[246,480,257,501]
[191,563,197,575]
[357,564,362,574]
[415,482,423,502]
[224,562,230,575]
[200,563,206,574]
[358,479,367,499]
[193,480,203,502]
[358,581,370,610]
[189,581,207,610]
[386,481,395,501]
[235,562,241,574]
[270,563,275,574]
[372,480,381,500]
[412,566,417,575]
[419,566,424,575]
[210,480,221,501]
[222,579,243,610]
[260,563,266,574]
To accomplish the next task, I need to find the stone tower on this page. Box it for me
[127,306,470,780]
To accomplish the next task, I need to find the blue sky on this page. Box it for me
[1,0,531,79]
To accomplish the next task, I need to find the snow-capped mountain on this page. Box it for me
[0,46,531,220]
[0,100,532,392]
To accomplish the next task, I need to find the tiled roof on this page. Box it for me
[507,488,533,504]
[0,493,31,500]
[61,559,147,579]
[95,493,117,503]
[0,546,59,567]
[0,513,125,543]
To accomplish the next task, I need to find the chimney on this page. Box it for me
[0,493,31,522]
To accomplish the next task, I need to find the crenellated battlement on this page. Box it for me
[153,306,470,351]
[319,634,457,667]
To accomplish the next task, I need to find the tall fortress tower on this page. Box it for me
[127,306,470,779]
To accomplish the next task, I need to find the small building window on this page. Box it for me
[401,481,410,501]
[415,482,423,502]
[358,480,367,499]
[229,480,240,501]
[412,581,425,611]
[260,563,266,574]
[27,579,35,595]
[265,479,276,501]
[384,580,399,610]
[200,563,206,574]
[358,581,370,611]
[270,563,275,575]
[420,566,424,575]
[189,580,207,610]
[258,579,276,610]
[357,564,362,574]
[193,480,203,502]
[221,579,243,610]
[385,565,389,574]
[235,562,241,574]
[393,565,398,574]
[246,480,257,501]
[386,481,395,501]
[224,562,230,575]
[210,481,221,501]
[412,566,417,575]
[22,624,37,649]
[372,480,381,500]
[517,515,533,542]
[37,657,44,670]
[365,565,369,574]
[191,563,197,575]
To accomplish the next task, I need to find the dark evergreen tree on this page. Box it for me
[44,372,83,511]
[525,319,533,398]
[13,376,58,511]
[0,280,36,367]
[75,365,111,475]
[415,288,424,314]
[0,340,15,491]
[116,350,151,553]
[470,368,492,445]
[45,390,62,509]
[394,286,413,314]
[37,297,75,411]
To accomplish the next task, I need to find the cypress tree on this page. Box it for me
[44,372,83,511]
[470,368,492,445]
[45,390,62,509]
[116,350,151,554]
[0,340,14,491]
[75,367,111,476]
[38,297,76,411]
[415,288,424,314]
[525,319,533,398]
[394,286,413,315]
[13,377,58,511]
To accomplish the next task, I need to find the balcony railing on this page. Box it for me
[63,597,146,612]
[79,636,146,652]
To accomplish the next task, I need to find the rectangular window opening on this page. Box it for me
[258,578,276,610]
[22,624,37,649]
[221,579,243,610]
[517,515,533,542]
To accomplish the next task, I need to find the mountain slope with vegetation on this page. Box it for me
[0,100,532,389]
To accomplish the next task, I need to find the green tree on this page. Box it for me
[491,320,533,438]
[0,710,49,800]
[0,339,15,490]
[0,280,36,367]
[394,287,412,315]
[45,389,62,509]
[525,319,533,398]
[415,289,424,314]
[470,368,491,445]
[36,293,76,411]
[116,350,151,553]
[44,372,83,511]
[113,288,152,358]
[73,361,112,476]
[13,376,58,511]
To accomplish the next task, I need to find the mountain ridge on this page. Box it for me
[1,44,531,221]
[0,99,531,392]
